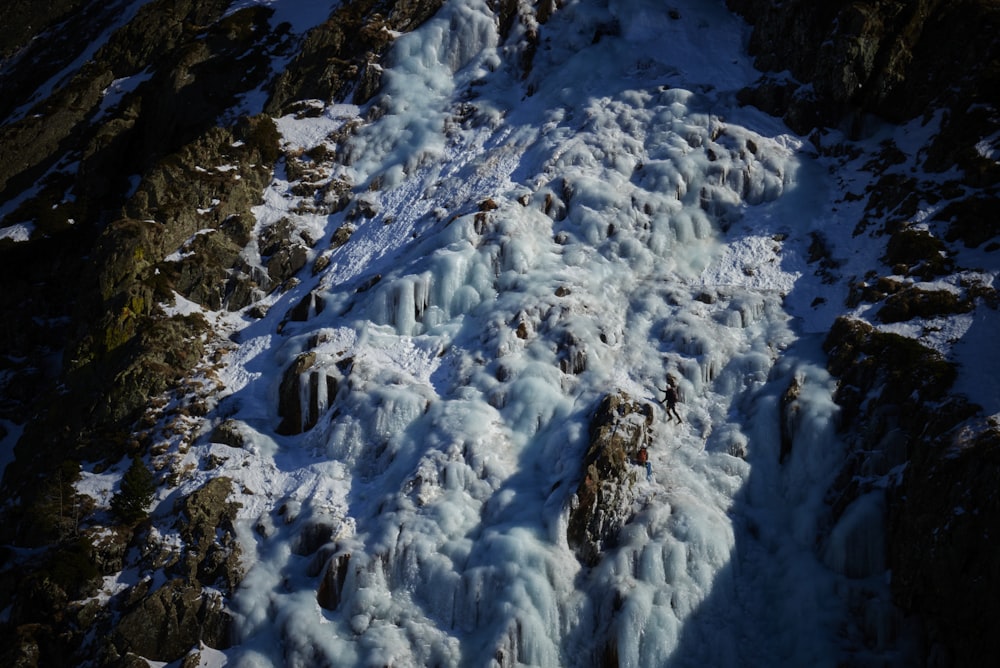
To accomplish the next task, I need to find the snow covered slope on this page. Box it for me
[15,0,994,665]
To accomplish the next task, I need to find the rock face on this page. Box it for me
[101,477,241,662]
[889,422,1000,666]
[727,0,1000,133]
[567,391,654,566]
[0,0,450,661]
[174,477,243,592]
[111,578,231,662]
[727,2,1000,659]
[822,317,997,666]
[265,0,445,112]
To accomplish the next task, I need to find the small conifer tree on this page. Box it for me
[111,456,155,523]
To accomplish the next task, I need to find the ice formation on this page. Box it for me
[141,0,919,665]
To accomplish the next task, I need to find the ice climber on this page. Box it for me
[659,376,682,423]
[637,446,652,481]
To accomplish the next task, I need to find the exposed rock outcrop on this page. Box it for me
[265,0,445,112]
[98,478,242,662]
[110,578,231,663]
[567,391,654,566]
[727,0,1000,133]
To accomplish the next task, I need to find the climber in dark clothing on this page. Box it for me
[659,377,682,423]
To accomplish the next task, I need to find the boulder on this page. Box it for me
[209,419,247,449]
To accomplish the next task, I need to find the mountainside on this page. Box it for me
[0,1,997,666]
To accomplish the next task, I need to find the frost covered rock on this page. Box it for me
[567,391,653,566]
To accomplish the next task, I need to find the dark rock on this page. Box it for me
[292,519,337,556]
[266,0,445,114]
[779,374,802,463]
[11,576,68,627]
[876,286,971,324]
[267,243,310,283]
[210,419,246,449]
[174,478,242,591]
[84,525,133,575]
[823,315,994,664]
[276,352,340,435]
[0,622,63,668]
[112,579,232,662]
[93,313,210,426]
[938,195,1000,249]
[883,227,953,279]
[317,551,352,611]
[728,0,1000,133]
[330,224,355,249]
[277,352,317,435]
[889,420,1000,667]
[824,316,956,418]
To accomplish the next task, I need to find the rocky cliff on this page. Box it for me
[727,1,1000,664]
[0,1,444,664]
[0,0,997,665]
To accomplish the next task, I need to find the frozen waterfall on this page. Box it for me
[207,0,903,666]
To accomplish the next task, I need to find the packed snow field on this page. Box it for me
[68,0,996,665]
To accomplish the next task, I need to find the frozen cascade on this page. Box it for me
[217,0,904,666]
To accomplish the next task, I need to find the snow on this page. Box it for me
[228,0,339,35]
[67,0,996,665]
[274,104,360,151]
[95,69,154,119]
[75,460,128,509]
[0,222,35,243]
